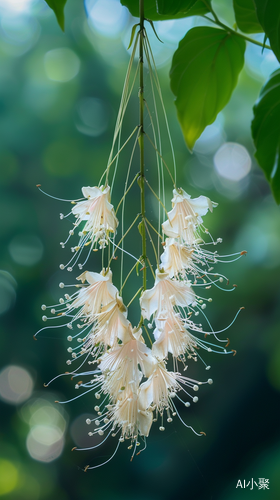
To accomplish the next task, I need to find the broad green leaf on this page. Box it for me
[254,0,280,62]
[252,69,280,204]
[233,0,263,34]
[121,0,211,21]
[157,0,198,16]
[170,27,245,150]
[45,0,67,31]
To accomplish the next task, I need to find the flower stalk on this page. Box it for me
[139,0,147,293]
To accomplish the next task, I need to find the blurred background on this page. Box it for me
[0,0,280,499]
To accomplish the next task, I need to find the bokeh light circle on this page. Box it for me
[44,48,80,82]
[0,0,36,13]
[0,459,18,496]
[0,365,34,404]
[26,425,64,462]
[85,0,128,37]
[214,142,251,181]
[76,97,109,136]
[9,234,43,266]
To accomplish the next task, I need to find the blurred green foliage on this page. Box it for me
[0,1,280,500]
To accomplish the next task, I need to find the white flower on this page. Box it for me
[139,362,205,415]
[112,391,153,439]
[152,309,197,360]
[71,185,118,247]
[140,269,195,321]
[160,238,194,278]
[71,269,118,319]
[99,327,156,400]
[162,188,217,244]
[139,363,180,412]
[84,294,130,352]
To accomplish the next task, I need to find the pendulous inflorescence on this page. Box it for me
[36,11,246,468]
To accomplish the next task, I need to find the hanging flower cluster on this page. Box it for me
[38,183,244,466]
[37,25,245,468]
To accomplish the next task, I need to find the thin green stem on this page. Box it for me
[143,96,163,258]
[120,261,138,294]
[127,287,143,308]
[146,257,156,280]
[120,131,140,290]
[104,33,140,187]
[145,217,163,240]
[145,131,175,185]
[100,126,138,186]
[107,213,140,269]
[116,172,138,215]
[201,0,271,50]
[143,324,153,347]
[139,0,147,292]
[145,178,170,221]
[144,36,177,185]
[144,219,159,268]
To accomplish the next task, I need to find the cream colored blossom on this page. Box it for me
[99,326,156,400]
[112,391,153,439]
[162,188,217,244]
[71,185,118,249]
[140,269,195,321]
[71,269,118,319]
[139,362,179,412]
[160,238,194,278]
[84,294,130,350]
[152,308,197,360]
[139,362,205,416]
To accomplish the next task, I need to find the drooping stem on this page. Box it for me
[139,0,147,291]
[200,0,271,51]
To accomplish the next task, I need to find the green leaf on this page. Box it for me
[127,23,139,49]
[121,0,211,21]
[45,0,67,31]
[170,27,245,150]
[254,0,280,61]
[156,0,198,16]
[233,0,263,34]
[252,69,280,204]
